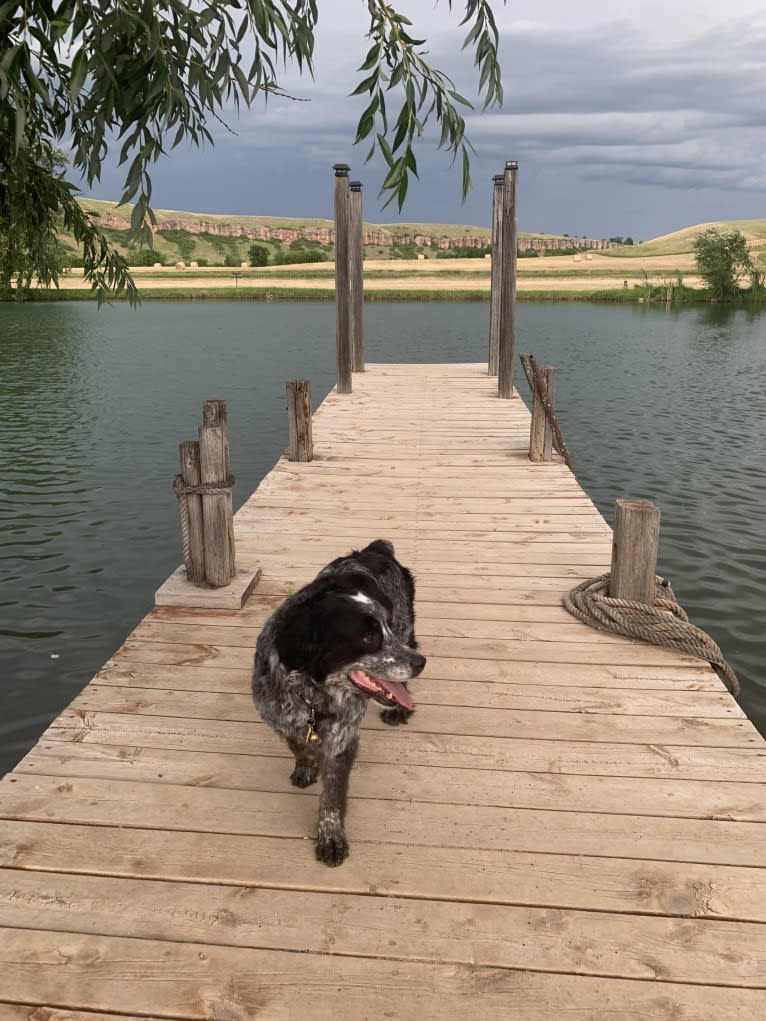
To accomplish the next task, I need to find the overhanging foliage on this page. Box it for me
[0,0,504,302]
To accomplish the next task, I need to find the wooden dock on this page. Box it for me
[1,363,765,1020]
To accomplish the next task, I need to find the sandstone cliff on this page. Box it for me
[95,213,612,252]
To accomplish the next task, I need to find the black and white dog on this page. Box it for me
[252,540,425,866]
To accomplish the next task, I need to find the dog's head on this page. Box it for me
[274,580,425,709]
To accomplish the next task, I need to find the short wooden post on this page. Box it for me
[529,369,547,462]
[488,173,504,376]
[349,180,365,372]
[609,499,661,604]
[333,163,352,394]
[498,160,518,399]
[287,379,313,462]
[542,365,557,461]
[178,440,205,583]
[199,399,235,587]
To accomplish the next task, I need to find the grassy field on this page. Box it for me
[605,219,766,258]
[45,253,708,302]
[18,204,766,303]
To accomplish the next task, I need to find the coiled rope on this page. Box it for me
[563,573,740,696]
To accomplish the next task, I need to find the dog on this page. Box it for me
[252,539,425,866]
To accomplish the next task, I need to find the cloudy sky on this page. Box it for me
[86,0,766,241]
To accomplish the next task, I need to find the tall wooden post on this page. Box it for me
[349,180,365,372]
[199,399,235,587]
[333,163,352,394]
[610,499,661,604]
[488,173,504,376]
[178,440,205,583]
[498,160,518,399]
[286,379,313,462]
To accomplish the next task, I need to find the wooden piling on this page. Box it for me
[488,173,504,376]
[349,181,365,372]
[177,440,205,584]
[199,399,235,587]
[529,367,547,462]
[286,379,313,462]
[542,365,557,461]
[333,163,352,394]
[498,161,518,399]
[610,499,661,604]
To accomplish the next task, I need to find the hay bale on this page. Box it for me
[175,261,186,270]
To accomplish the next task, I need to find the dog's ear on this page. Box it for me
[334,571,393,615]
[274,602,324,677]
[362,539,395,559]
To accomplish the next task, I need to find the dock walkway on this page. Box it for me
[1,363,765,1019]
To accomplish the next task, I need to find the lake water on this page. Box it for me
[2,299,765,775]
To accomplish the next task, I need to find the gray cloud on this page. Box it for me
[82,3,766,240]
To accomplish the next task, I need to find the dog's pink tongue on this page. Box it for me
[349,671,415,710]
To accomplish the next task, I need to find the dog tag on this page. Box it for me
[305,709,319,744]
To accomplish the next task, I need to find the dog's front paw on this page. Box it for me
[381,705,414,726]
[290,764,318,788]
[316,832,349,867]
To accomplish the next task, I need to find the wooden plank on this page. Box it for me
[4,820,763,921]
[67,684,755,745]
[110,634,714,671]
[16,742,766,822]
[1,871,764,989]
[85,672,741,719]
[1,774,763,866]
[2,927,762,1021]
[91,668,732,716]
[129,616,696,649]
[0,1008,157,1021]
[45,710,766,782]
[97,656,722,692]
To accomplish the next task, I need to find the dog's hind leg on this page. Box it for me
[316,739,358,867]
[286,735,319,789]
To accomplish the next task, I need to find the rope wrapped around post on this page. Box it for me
[563,573,740,696]
[172,473,236,586]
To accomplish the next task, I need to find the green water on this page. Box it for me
[1,300,765,774]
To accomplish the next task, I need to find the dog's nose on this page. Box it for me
[411,653,427,676]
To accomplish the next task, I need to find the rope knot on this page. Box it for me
[173,474,236,499]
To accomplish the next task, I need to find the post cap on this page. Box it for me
[349,180,363,191]
[493,174,504,184]
[333,163,351,177]
[505,160,518,169]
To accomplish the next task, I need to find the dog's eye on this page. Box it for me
[362,621,380,644]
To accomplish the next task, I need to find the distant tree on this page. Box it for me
[126,246,162,267]
[0,1,503,301]
[624,237,634,246]
[0,145,79,296]
[249,244,270,267]
[223,251,241,267]
[272,248,328,265]
[436,244,490,259]
[692,229,754,301]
